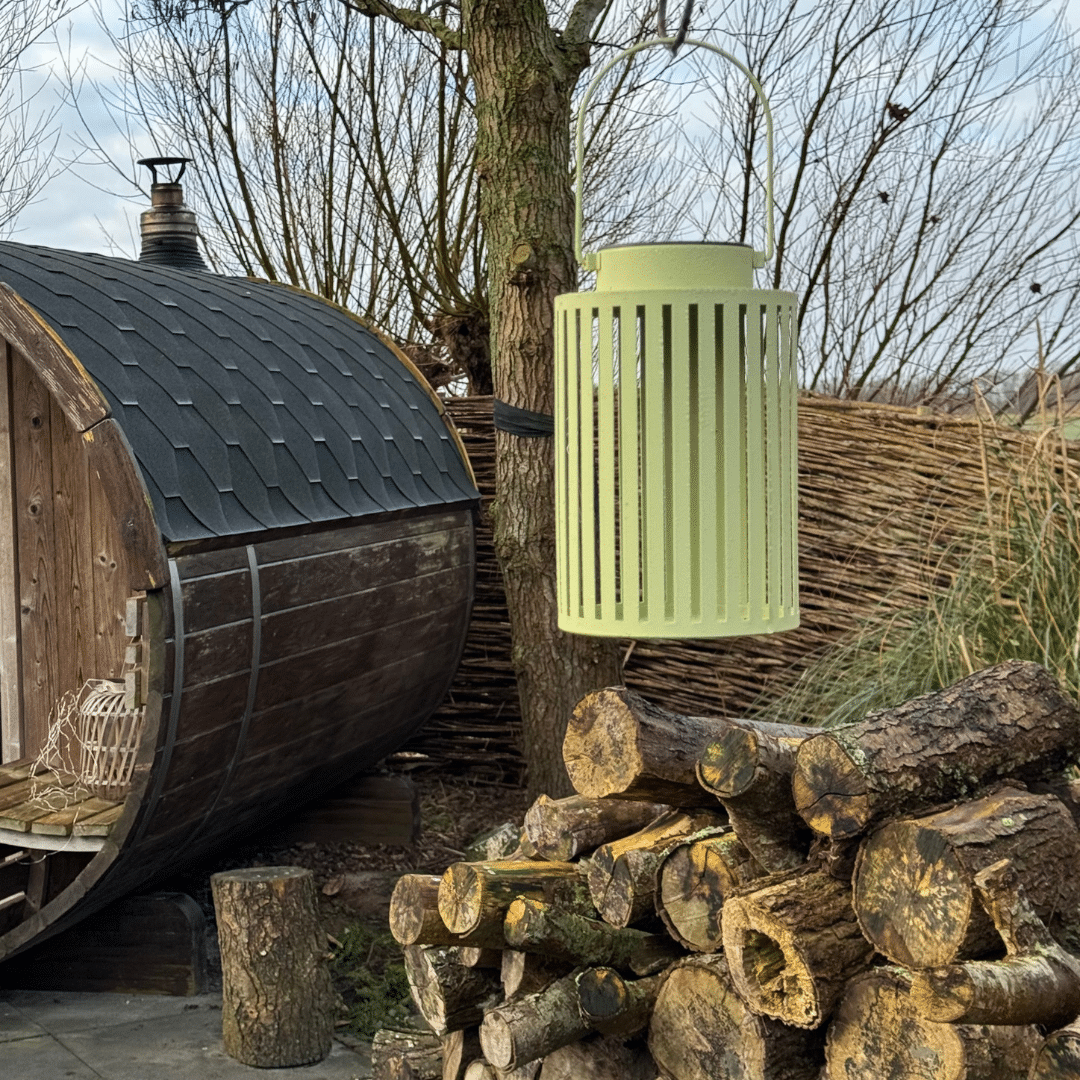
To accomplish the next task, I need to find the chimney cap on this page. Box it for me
[137,156,194,185]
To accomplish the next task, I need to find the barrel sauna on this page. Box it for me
[0,239,478,962]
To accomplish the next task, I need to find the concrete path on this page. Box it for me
[0,989,372,1079]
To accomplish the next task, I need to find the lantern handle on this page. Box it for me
[574,38,776,271]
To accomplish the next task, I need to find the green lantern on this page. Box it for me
[555,39,799,639]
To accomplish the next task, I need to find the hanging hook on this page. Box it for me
[657,0,694,55]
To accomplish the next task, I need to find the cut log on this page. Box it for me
[392,875,479,948]
[587,809,725,928]
[563,686,805,805]
[822,966,1042,1080]
[500,948,570,1000]
[443,1028,483,1080]
[479,971,590,1071]
[1030,1018,1080,1080]
[538,1033,657,1080]
[403,945,502,1035]
[575,966,662,1036]
[504,897,680,976]
[721,867,875,1028]
[853,788,1080,969]
[211,866,337,1068]
[372,1027,444,1080]
[523,794,669,861]
[792,661,1080,840]
[454,946,503,969]
[909,859,1080,1030]
[656,828,762,951]
[697,724,815,871]
[438,861,586,948]
[647,954,823,1080]
[463,1062,540,1080]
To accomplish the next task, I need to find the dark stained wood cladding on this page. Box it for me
[136,509,474,850]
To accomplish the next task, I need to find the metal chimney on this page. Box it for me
[137,156,209,272]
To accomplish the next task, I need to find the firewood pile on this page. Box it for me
[382,660,1080,1079]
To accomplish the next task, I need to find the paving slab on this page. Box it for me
[0,990,372,1079]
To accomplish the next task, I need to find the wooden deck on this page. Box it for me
[0,762,121,851]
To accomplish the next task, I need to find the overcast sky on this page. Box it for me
[10,0,1080,256]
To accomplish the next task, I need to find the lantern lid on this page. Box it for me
[594,241,754,292]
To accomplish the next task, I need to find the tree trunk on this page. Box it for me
[403,946,503,1035]
[647,954,823,1080]
[656,828,762,951]
[698,725,816,870]
[464,0,622,801]
[575,967,662,1036]
[587,809,725,928]
[721,868,875,1029]
[564,686,805,805]
[438,860,585,945]
[822,966,1042,1080]
[792,661,1080,839]
[908,859,1080,1030]
[479,970,591,1070]
[504,896,680,975]
[1031,1018,1080,1080]
[538,1033,657,1080]
[210,866,337,1068]
[852,788,1080,968]
[523,794,669,861]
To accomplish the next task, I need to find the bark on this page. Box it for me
[443,1028,483,1080]
[564,686,805,805]
[438,860,586,945]
[575,967,662,1036]
[523,794,669,861]
[656,828,762,952]
[372,1028,444,1080]
[698,725,816,871]
[392,874,482,948]
[500,948,570,1000]
[908,859,1080,1030]
[587,809,726,928]
[721,868,875,1028]
[403,946,503,1035]
[1031,1018,1080,1080]
[792,661,1080,839]
[647,954,824,1080]
[210,867,337,1068]
[538,1033,657,1080]
[504,897,680,975]
[465,0,622,801]
[853,788,1080,968]
[479,970,590,1070]
[822,966,1042,1080]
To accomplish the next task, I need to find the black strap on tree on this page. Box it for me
[493,399,555,438]
[657,0,694,54]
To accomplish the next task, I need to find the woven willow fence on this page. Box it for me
[399,394,1069,783]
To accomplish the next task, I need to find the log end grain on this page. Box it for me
[563,689,641,799]
[696,728,760,798]
[390,874,448,947]
[1031,1021,1080,1080]
[792,735,871,839]
[853,820,972,969]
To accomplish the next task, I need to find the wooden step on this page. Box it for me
[72,804,124,837]
[31,797,120,837]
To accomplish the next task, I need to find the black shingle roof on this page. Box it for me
[0,243,477,543]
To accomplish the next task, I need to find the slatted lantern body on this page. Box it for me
[555,40,799,638]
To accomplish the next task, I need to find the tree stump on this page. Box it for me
[211,866,337,1067]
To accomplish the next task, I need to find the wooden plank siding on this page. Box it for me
[0,345,23,760]
[3,347,133,764]
[134,510,473,847]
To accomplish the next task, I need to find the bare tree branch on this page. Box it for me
[334,0,462,49]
